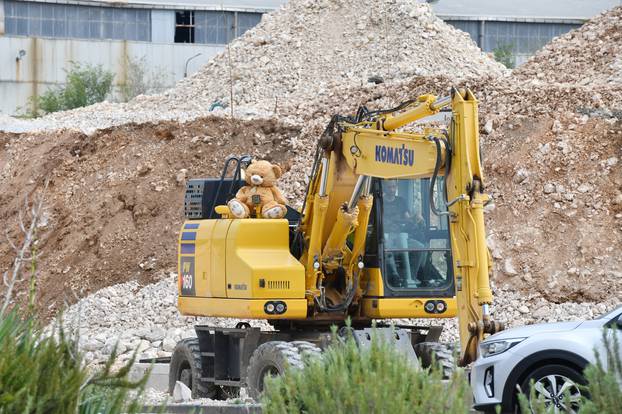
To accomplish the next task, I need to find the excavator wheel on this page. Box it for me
[169,338,219,399]
[246,341,305,399]
[414,342,456,379]
[291,340,323,360]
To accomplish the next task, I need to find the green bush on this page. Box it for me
[0,310,147,414]
[33,62,114,115]
[119,56,167,102]
[262,330,470,414]
[493,44,515,69]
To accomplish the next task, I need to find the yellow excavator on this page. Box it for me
[170,88,503,398]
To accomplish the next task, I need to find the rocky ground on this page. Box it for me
[55,272,620,368]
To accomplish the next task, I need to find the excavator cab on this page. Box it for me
[369,177,454,299]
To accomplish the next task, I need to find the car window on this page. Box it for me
[595,305,622,320]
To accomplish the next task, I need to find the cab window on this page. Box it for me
[381,177,453,291]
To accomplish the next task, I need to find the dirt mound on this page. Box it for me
[513,6,622,86]
[5,0,505,134]
[482,111,622,303]
[0,117,300,317]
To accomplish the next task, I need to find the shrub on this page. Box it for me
[262,329,470,414]
[0,310,148,414]
[33,62,114,115]
[493,44,515,69]
[119,56,167,102]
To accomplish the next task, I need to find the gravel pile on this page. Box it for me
[55,273,272,365]
[56,273,620,366]
[0,0,505,134]
[513,6,622,86]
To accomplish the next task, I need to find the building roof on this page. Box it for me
[430,0,621,21]
[18,0,622,19]
[89,0,286,12]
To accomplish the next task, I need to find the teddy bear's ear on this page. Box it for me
[272,164,282,178]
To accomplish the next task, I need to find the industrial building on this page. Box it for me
[432,0,621,65]
[0,0,619,115]
[1,0,274,44]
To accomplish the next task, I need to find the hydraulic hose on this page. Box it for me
[316,269,360,313]
[429,136,451,217]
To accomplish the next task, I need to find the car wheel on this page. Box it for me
[518,364,585,413]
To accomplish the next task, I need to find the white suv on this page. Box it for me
[471,306,622,413]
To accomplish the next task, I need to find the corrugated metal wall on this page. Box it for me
[4,1,152,41]
[447,20,581,65]
[3,1,263,45]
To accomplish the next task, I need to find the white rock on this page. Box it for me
[173,381,193,402]
[513,169,529,184]
[503,259,518,276]
[163,337,177,352]
[176,169,188,184]
[551,120,562,133]
[533,306,549,319]
[82,338,104,352]
[103,337,126,355]
[543,183,556,194]
[577,183,592,193]
[539,143,551,155]
[145,327,166,342]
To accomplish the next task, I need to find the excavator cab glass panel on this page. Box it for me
[375,177,454,297]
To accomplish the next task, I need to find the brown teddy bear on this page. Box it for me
[227,160,288,219]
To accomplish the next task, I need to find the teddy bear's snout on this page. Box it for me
[250,174,263,185]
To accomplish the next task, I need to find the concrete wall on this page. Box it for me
[0,35,223,115]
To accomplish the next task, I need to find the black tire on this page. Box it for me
[291,340,323,360]
[169,338,218,399]
[246,341,304,399]
[517,364,586,413]
[414,342,455,379]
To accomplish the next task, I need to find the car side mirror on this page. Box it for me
[617,315,622,329]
